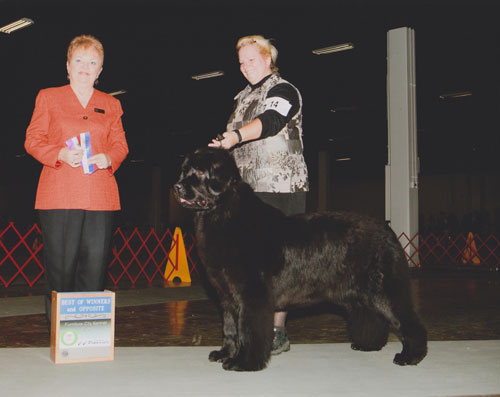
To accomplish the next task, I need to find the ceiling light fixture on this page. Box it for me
[108,90,127,96]
[336,157,352,162]
[439,91,472,99]
[191,71,225,80]
[312,42,354,55]
[0,18,34,34]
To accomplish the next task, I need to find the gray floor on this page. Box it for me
[2,281,500,396]
[1,341,499,396]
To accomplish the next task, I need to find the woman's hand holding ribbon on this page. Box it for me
[88,153,111,169]
[58,147,84,168]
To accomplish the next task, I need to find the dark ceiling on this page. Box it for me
[1,0,498,179]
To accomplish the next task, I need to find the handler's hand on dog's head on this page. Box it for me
[208,131,238,150]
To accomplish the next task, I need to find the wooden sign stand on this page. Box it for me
[50,290,115,364]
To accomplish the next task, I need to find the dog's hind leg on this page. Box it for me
[391,309,428,366]
[347,304,389,352]
[373,296,428,365]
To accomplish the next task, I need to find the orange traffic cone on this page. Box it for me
[164,227,192,285]
[462,232,481,265]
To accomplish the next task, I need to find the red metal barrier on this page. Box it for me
[398,232,500,269]
[1,223,498,289]
[108,227,198,285]
[0,223,198,288]
[0,223,44,287]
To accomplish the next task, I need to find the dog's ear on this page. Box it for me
[179,153,190,173]
[211,151,241,184]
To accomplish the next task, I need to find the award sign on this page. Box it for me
[50,290,115,364]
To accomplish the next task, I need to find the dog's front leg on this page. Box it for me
[209,306,238,362]
[221,291,274,371]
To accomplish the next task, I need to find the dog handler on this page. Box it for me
[209,34,309,355]
[25,34,128,330]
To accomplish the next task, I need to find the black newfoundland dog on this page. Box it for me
[174,147,427,371]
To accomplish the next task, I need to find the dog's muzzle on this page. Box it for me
[173,183,210,210]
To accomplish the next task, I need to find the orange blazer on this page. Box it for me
[25,85,129,210]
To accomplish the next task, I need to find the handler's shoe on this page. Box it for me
[271,326,291,355]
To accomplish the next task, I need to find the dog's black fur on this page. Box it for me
[174,147,427,371]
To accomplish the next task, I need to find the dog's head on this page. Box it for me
[174,147,241,211]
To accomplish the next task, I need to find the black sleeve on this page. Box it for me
[256,83,300,139]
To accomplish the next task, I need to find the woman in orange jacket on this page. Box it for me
[25,34,128,328]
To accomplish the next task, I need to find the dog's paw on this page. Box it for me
[350,343,363,351]
[351,343,382,352]
[222,359,245,371]
[393,352,424,366]
[222,357,266,372]
[209,349,228,362]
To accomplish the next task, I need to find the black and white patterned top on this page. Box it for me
[227,73,309,193]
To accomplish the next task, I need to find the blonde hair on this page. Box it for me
[67,34,104,65]
[236,35,278,73]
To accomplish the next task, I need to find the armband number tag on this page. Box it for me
[264,97,292,116]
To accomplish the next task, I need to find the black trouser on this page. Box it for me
[38,209,114,323]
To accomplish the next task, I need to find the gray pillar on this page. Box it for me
[318,150,331,212]
[386,27,419,265]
